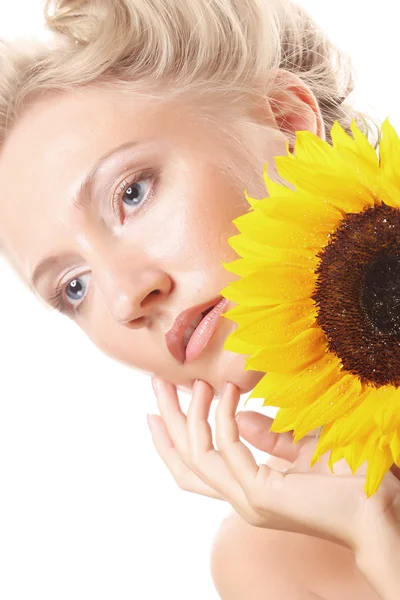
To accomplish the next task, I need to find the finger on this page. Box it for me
[152,379,264,524]
[186,380,260,509]
[147,414,225,500]
[215,391,361,545]
[186,379,215,456]
[215,383,263,493]
[152,378,189,457]
[236,411,311,463]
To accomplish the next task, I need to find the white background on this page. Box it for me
[0,1,398,598]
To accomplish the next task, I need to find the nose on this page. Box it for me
[93,250,173,326]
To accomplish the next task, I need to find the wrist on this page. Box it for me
[355,510,400,600]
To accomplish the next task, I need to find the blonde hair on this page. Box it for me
[0,0,377,273]
[0,0,376,142]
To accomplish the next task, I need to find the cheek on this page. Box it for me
[185,185,250,264]
[151,200,240,268]
[88,324,162,372]
[191,199,248,263]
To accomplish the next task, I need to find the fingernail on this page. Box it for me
[147,414,156,433]
[151,378,160,394]
[221,381,230,395]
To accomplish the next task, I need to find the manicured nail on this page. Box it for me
[147,414,155,433]
[151,378,160,394]
[222,381,232,395]
[147,414,162,435]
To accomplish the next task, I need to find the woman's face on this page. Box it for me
[0,85,289,394]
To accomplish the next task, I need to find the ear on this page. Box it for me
[253,69,326,146]
[271,69,326,142]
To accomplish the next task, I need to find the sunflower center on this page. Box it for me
[313,203,400,387]
[361,255,400,334]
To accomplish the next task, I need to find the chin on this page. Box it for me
[224,356,264,394]
[167,322,266,396]
[175,354,264,396]
[206,348,264,396]
[233,368,265,394]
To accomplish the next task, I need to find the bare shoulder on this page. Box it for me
[210,511,380,600]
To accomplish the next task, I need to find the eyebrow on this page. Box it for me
[29,139,141,292]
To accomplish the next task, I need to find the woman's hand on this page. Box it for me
[147,378,400,570]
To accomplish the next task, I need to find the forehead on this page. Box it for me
[0,86,190,275]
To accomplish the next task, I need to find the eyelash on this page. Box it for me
[112,168,156,223]
[49,169,157,316]
[48,273,88,317]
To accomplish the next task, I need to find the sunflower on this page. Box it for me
[220,118,400,497]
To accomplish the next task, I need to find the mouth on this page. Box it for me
[165,297,229,364]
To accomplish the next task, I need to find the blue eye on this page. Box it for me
[65,275,87,302]
[49,171,157,317]
[113,170,156,222]
[122,180,150,206]
[49,272,91,316]
[63,272,91,313]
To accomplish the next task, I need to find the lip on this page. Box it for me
[165,296,228,364]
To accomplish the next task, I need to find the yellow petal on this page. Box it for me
[292,374,363,442]
[243,188,267,211]
[220,264,316,307]
[256,191,343,236]
[245,327,327,373]
[223,299,316,350]
[273,156,375,213]
[221,333,259,355]
[342,438,368,474]
[221,302,271,324]
[350,120,380,168]
[225,232,269,259]
[312,421,336,460]
[263,166,295,199]
[221,297,315,326]
[329,120,380,191]
[270,406,297,432]
[221,257,265,277]
[379,118,400,189]
[327,446,346,472]
[316,386,377,450]
[334,148,380,193]
[293,129,335,165]
[325,438,368,475]
[378,432,394,452]
[221,302,270,325]
[231,210,331,250]
[365,444,394,497]
[390,430,400,465]
[378,171,400,208]
[246,371,292,402]
[373,388,400,433]
[221,246,318,275]
[250,352,342,409]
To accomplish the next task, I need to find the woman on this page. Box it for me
[0,0,398,598]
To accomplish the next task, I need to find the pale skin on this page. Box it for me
[0,68,398,599]
[149,379,400,599]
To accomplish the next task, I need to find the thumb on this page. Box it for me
[235,410,309,463]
